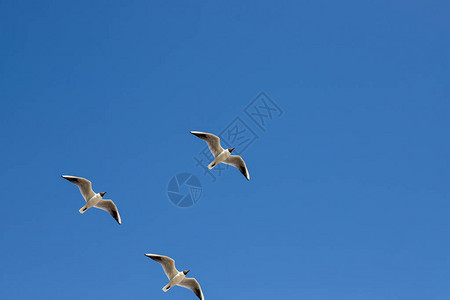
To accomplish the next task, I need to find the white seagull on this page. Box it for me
[61,175,121,224]
[190,131,250,180]
[145,253,204,300]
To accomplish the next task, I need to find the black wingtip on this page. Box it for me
[145,254,157,261]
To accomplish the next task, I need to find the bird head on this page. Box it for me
[100,192,107,197]
[183,270,190,275]
[228,148,235,153]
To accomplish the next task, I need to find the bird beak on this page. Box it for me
[185,270,190,275]
[230,148,235,152]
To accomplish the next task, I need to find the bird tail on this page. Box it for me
[162,283,172,292]
[208,161,216,169]
[79,205,88,214]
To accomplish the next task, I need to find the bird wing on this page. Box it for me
[190,131,223,157]
[61,175,95,201]
[145,254,179,280]
[179,277,204,300]
[94,199,121,224]
[223,155,250,180]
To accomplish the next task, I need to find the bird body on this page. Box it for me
[79,192,104,213]
[208,148,232,169]
[163,271,187,291]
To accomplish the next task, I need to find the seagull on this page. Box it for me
[145,253,204,300]
[61,175,121,224]
[190,131,250,180]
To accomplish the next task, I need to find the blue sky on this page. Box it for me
[1,1,450,299]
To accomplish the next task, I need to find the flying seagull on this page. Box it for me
[190,131,250,180]
[145,253,204,300]
[61,175,121,224]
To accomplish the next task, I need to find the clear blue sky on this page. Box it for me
[1,1,450,299]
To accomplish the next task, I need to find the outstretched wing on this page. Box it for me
[94,199,121,224]
[190,131,223,157]
[62,175,95,201]
[179,277,204,300]
[145,254,178,280]
[223,155,250,180]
